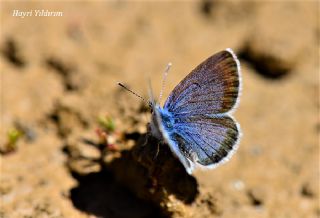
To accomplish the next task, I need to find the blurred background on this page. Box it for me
[1,1,319,218]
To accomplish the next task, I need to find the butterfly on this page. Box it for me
[149,48,242,174]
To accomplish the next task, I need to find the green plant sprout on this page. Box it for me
[98,114,115,133]
[1,128,23,154]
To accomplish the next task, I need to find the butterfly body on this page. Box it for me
[149,48,242,175]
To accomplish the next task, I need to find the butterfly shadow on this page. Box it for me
[65,139,162,218]
[66,132,199,217]
[69,170,161,218]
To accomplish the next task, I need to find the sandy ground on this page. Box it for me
[1,1,319,218]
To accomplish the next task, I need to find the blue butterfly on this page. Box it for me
[149,48,242,174]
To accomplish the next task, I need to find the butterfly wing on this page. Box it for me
[164,48,241,116]
[156,49,241,174]
[169,115,240,169]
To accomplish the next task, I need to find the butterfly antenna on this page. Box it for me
[159,62,172,105]
[118,83,150,106]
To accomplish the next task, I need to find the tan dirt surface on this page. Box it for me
[1,1,319,218]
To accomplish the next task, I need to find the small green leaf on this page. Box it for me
[98,115,115,133]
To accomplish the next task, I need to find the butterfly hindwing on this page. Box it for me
[169,115,240,168]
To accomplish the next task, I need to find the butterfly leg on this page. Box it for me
[141,133,150,147]
[153,142,160,161]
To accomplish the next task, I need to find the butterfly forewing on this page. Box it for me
[164,50,240,116]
